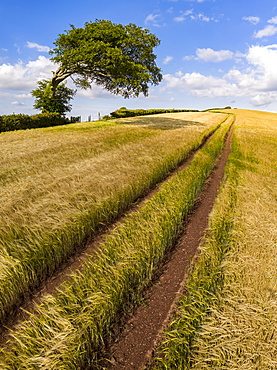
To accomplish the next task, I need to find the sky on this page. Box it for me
[1,0,277,120]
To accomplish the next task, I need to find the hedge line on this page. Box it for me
[109,108,199,119]
[0,113,71,133]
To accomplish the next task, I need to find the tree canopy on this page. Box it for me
[32,80,75,115]
[49,19,162,98]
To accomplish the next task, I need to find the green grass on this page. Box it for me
[0,114,233,369]
[151,109,277,369]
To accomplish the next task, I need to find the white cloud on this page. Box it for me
[174,15,186,22]
[245,44,277,90]
[174,9,193,22]
[144,13,161,27]
[174,9,218,23]
[268,16,277,24]
[163,72,237,98]
[250,92,277,106]
[12,101,25,106]
[163,44,277,107]
[196,48,234,62]
[26,42,50,52]
[191,13,211,22]
[0,92,31,99]
[243,16,260,25]
[0,56,55,91]
[254,25,277,38]
[183,55,195,61]
[163,56,174,64]
[76,85,114,100]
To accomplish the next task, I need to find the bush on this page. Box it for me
[102,115,114,120]
[202,106,232,112]
[0,113,70,133]
[109,108,199,118]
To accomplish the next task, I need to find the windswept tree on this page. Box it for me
[32,79,76,115]
[48,19,162,99]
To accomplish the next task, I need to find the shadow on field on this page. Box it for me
[119,117,205,130]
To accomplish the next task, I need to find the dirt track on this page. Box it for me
[105,123,233,369]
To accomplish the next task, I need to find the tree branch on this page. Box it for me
[50,66,73,96]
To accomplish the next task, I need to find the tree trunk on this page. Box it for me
[50,66,72,97]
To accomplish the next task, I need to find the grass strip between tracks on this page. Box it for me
[0,116,233,369]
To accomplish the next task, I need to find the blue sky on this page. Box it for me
[1,0,277,119]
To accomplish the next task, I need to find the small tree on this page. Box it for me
[48,19,162,98]
[31,80,76,115]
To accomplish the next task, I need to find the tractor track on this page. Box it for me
[104,121,234,370]
[0,119,231,352]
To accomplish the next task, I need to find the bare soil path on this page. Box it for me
[0,123,222,346]
[105,124,233,370]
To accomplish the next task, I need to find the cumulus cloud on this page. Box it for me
[26,42,50,52]
[243,16,260,25]
[163,44,277,106]
[163,72,237,98]
[183,48,235,62]
[196,48,234,62]
[250,92,277,106]
[163,56,174,64]
[0,56,55,91]
[76,85,115,100]
[268,16,277,24]
[254,25,277,38]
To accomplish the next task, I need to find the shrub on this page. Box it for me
[0,113,70,133]
[109,108,199,118]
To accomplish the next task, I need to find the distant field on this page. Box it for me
[153,109,277,369]
[0,112,225,326]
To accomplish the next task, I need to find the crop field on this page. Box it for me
[153,109,277,369]
[0,112,225,325]
[0,111,232,369]
[1,109,275,369]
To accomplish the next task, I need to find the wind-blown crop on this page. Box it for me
[152,109,277,369]
[0,115,233,369]
[0,113,224,323]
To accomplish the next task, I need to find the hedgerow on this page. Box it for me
[109,108,199,118]
[0,113,70,133]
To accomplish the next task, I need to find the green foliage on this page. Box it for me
[49,19,162,98]
[203,106,232,112]
[110,107,199,118]
[0,113,70,133]
[101,114,114,120]
[31,79,75,115]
